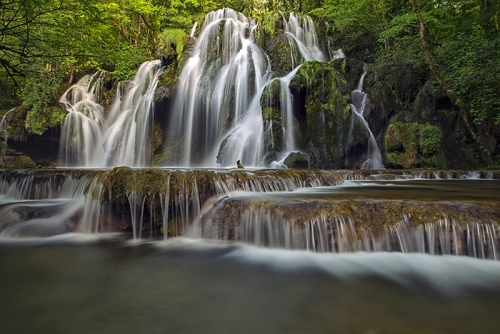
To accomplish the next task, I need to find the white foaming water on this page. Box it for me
[0,175,93,237]
[223,245,500,294]
[59,61,163,167]
[166,9,328,167]
[283,13,327,63]
[350,65,384,169]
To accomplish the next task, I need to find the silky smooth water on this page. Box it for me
[1,236,500,334]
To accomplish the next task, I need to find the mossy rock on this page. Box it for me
[260,80,282,109]
[289,60,362,168]
[384,122,447,169]
[24,105,67,136]
[1,154,37,168]
[266,34,300,77]
[283,152,311,169]
[263,119,285,152]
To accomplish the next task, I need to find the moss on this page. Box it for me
[283,152,310,169]
[204,196,500,241]
[264,120,285,152]
[419,125,442,155]
[260,80,282,109]
[384,122,447,169]
[266,34,299,77]
[289,60,358,168]
[1,155,37,168]
[261,107,281,120]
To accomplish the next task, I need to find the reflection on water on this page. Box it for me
[1,236,500,334]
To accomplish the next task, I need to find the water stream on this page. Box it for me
[350,64,384,169]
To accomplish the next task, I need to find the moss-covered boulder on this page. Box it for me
[283,152,312,169]
[0,154,37,168]
[261,80,286,152]
[384,122,447,168]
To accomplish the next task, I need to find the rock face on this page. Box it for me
[288,60,370,168]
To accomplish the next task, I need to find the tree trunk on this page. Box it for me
[409,0,479,142]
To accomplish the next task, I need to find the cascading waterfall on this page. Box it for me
[350,65,384,169]
[0,174,93,237]
[59,61,163,167]
[205,209,500,260]
[59,72,106,166]
[283,12,327,63]
[166,9,329,167]
[0,169,499,260]
[2,8,498,265]
[165,8,266,166]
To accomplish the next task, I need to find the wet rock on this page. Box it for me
[283,152,311,169]
[289,61,369,168]
[266,34,300,77]
[201,197,500,241]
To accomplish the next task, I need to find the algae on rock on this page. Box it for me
[289,60,369,168]
[384,122,447,169]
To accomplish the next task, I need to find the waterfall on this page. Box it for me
[59,61,163,167]
[0,169,498,259]
[0,173,93,237]
[283,13,327,63]
[165,9,328,167]
[0,109,12,142]
[350,65,384,169]
[205,208,500,260]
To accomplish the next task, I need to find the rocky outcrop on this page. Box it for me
[289,60,369,168]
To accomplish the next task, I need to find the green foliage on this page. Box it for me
[260,11,281,38]
[435,23,500,125]
[419,125,442,155]
[20,66,66,135]
[108,46,150,81]
[158,29,187,57]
